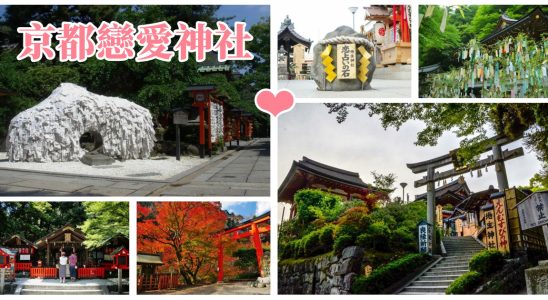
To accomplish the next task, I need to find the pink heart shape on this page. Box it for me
[254,89,295,117]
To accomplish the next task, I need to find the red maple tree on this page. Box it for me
[137,202,238,285]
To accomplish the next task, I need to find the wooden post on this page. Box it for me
[426,167,437,254]
[493,143,509,190]
[543,225,548,253]
[251,223,264,277]
[1,268,5,295]
[199,105,205,158]
[118,268,122,294]
[175,124,181,161]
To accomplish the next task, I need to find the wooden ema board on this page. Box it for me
[492,196,510,253]
[336,44,356,79]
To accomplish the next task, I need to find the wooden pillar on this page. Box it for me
[251,223,264,277]
[0,268,5,295]
[217,237,224,282]
[46,241,50,266]
[426,166,437,254]
[199,104,205,158]
[118,269,123,294]
[207,103,212,158]
[493,144,509,191]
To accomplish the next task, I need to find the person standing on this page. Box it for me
[59,251,68,283]
[69,251,78,282]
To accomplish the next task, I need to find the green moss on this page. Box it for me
[279,251,334,266]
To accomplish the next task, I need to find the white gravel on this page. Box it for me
[0,152,209,181]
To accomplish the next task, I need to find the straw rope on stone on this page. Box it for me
[319,36,375,49]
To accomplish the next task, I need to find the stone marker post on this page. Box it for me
[0,268,5,294]
[118,268,122,294]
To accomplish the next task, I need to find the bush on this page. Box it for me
[445,271,482,294]
[333,234,353,253]
[280,225,338,259]
[469,250,504,275]
[319,224,337,246]
[351,253,430,294]
[294,189,345,224]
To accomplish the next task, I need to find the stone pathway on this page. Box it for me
[278,79,411,98]
[145,282,269,295]
[0,138,270,196]
[159,138,270,196]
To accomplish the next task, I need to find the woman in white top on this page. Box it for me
[59,252,68,283]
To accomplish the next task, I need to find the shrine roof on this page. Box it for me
[415,178,470,202]
[2,235,36,248]
[279,156,372,202]
[137,253,163,265]
[278,16,312,48]
[481,7,548,44]
[111,246,127,256]
[454,185,499,213]
[34,224,86,248]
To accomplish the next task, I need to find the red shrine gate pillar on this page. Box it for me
[188,86,215,159]
[251,223,264,277]
[217,238,224,282]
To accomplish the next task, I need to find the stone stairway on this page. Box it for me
[17,281,109,295]
[399,236,485,295]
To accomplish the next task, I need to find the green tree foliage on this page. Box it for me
[370,171,397,193]
[79,202,130,249]
[419,6,461,67]
[0,5,270,140]
[324,103,548,184]
[0,202,87,242]
[293,189,345,226]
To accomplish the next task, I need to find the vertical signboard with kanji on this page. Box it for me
[517,192,548,230]
[336,44,356,79]
[484,208,498,250]
[418,220,432,255]
[492,197,510,253]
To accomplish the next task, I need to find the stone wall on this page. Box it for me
[278,246,364,295]
[525,260,548,294]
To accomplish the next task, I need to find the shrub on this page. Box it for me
[445,271,482,294]
[469,250,504,275]
[319,224,337,246]
[351,253,430,294]
[294,189,345,224]
[333,234,353,253]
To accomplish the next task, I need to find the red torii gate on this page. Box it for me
[217,213,270,282]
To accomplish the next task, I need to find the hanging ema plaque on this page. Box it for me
[336,43,356,79]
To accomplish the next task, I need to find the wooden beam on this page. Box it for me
[407,135,519,174]
[414,147,524,187]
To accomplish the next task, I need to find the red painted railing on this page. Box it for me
[137,274,179,292]
[15,262,32,272]
[30,268,58,278]
[78,267,105,279]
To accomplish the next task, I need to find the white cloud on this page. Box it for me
[255,201,270,216]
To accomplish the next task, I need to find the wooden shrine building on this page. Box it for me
[278,16,312,80]
[481,7,548,45]
[34,225,87,267]
[279,157,385,219]
[2,235,37,272]
[137,253,163,277]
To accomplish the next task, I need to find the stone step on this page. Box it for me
[21,284,104,290]
[411,280,454,287]
[402,286,448,293]
[399,292,445,295]
[419,274,461,281]
[426,269,468,276]
[434,262,468,270]
[20,288,105,295]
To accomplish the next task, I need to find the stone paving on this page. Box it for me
[0,138,270,197]
[145,281,270,295]
[159,138,270,196]
[278,79,411,98]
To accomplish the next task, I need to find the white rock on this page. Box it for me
[7,83,156,162]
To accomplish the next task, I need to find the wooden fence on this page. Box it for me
[137,274,179,292]
[14,263,32,272]
[78,267,105,279]
[30,268,58,278]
